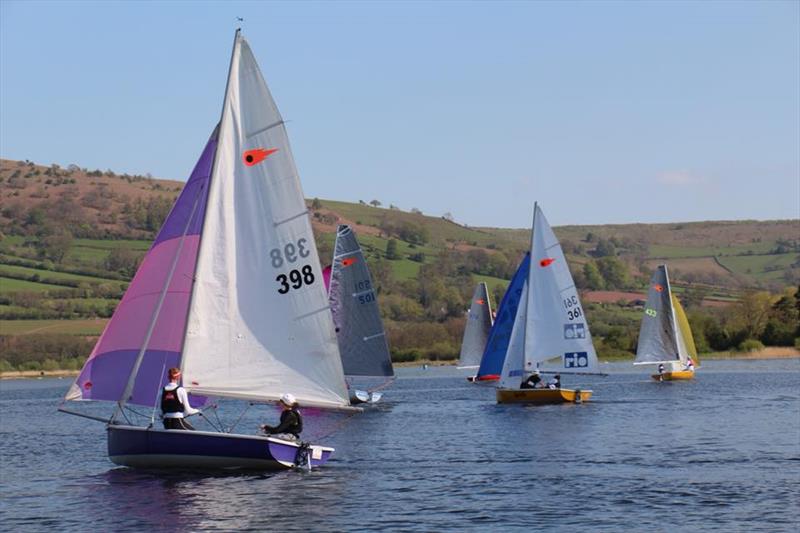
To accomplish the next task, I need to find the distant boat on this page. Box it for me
[496,203,601,404]
[635,264,699,381]
[327,224,394,403]
[470,254,530,382]
[458,282,493,371]
[59,30,355,470]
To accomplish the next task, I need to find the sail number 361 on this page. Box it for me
[563,295,583,321]
[270,239,315,294]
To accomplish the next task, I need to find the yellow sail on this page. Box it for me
[671,294,699,366]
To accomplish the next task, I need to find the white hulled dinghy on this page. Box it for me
[496,204,602,404]
[635,264,699,381]
[59,30,356,470]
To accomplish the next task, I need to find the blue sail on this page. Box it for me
[475,253,531,381]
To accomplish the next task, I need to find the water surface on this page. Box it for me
[1,359,798,531]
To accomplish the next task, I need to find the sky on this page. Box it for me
[1,0,798,228]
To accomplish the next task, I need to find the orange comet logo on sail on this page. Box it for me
[539,258,556,267]
[243,148,278,166]
[475,299,485,305]
[342,257,358,267]
[654,284,664,292]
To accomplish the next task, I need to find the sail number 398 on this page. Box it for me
[270,239,315,294]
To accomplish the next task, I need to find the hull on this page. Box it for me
[496,388,592,404]
[652,370,695,381]
[107,425,334,470]
[470,374,500,383]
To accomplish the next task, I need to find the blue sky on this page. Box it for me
[1,0,798,228]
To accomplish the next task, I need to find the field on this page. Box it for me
[0,319,108,335]
[0,277,67,292]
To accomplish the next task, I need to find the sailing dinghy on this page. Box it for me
[59,30,355,470]
[469,254,530,382]
[496,204,602,404]
[635,264,699,381]
[328,224,394,404]
[458,282,493,373]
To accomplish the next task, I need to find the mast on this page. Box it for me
[663,264,682,363]
[521,202,536,374]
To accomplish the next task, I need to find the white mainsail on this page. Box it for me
[181,32,350,410]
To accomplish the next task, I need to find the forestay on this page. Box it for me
[525,204,599,374]
[329,224,394,378]
[181,33,350,410]
[634,265,681,365]
[458,282,493,368]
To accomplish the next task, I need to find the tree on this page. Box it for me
[410,207,422,215]
[385,239,399,260]
[597,256,630,289]
[594,238,616,257]
[105,247,140,278]
[583,261,605,290]
[442,212,454,222]
[311,198,322,209]
[370,199,382,208]
[38,230,73,263]
[730,291,774,340]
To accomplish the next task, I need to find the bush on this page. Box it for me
[738,339,765,352]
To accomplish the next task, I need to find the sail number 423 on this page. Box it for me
[270,239,315,294]
[563,295,583,321]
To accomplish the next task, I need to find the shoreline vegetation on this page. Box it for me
[4,348,798,379]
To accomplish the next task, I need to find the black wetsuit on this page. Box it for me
[266,408,303,438]
[520,375,542,389]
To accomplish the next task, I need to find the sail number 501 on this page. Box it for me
[270,239,315,294]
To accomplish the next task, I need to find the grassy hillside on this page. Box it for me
[0,157,798,370]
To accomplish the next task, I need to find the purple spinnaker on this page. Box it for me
[68,128,218,407]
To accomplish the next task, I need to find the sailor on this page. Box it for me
[161,367,200,430]
[547,374,561,389]
[685,358,695,371]
[520,370,542,389]
[658,363,665,375]
[261,393,303,441]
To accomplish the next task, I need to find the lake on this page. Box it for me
[1,359,798,532]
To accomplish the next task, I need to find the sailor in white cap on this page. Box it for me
[260,393,303,441]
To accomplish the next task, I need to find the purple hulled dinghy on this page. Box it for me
[60,30,357,470]
[108,426,333,470]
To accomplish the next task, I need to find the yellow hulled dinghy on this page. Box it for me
[634,264,699,382]
[495,204,604,405]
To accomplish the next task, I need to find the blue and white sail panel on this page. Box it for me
[329,225,394,378]
[475,253,530,380]
[458,282,493,368]
[499,281,529,389]
[526,204,599,374]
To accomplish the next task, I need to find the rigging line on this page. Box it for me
[226,402,253,434]
[305,410,360,442]
[367,376,396,394]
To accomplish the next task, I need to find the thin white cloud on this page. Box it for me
[657,170,703,186]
